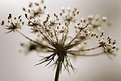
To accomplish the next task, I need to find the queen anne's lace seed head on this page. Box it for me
[87,15,109,31]
[1,14,24,33]
[1,0,118,81]
[22,1,46,19]
[97,33,118,57]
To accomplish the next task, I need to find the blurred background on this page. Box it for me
[0,0,121,81]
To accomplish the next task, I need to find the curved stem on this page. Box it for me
[80,46,100,51]
[16,30,54,50]
[65,36,87,50]
[68,52,104,57]
[68,46,100,52]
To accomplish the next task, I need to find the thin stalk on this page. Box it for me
[68,52,104,57]
[68,46,100,52]
[67,26,86,46]
[16,30,54,50]
[54,61,61,81]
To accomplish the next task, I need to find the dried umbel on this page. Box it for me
[1,0,118,81]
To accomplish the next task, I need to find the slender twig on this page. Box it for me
[67,27,86,46]
[68,52,104,57]
[39,29,55,45]
[68,46,100,52]
[16,30,54,50]
[54,29,58,43]
[61,23,69,45]
[54,61,62,81]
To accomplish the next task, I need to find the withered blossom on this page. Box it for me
[87,15,109,31]
[1,0,118,81]
[60,7,79,24]
[22,1,46,19]
[1,14,24,33]
[97,32,118,57]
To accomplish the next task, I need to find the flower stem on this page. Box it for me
[16,30,54,50]
[54,61,61,81]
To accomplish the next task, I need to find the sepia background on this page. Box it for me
[0,0,121,81]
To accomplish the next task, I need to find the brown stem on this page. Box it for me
[68,52,104,57]
[54,61,61,81]
[68,46,100,52]
[16,30,54,50]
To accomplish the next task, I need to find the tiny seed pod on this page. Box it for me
[14,17,16,20]
[103,17,107,22]
[60,13,62,16]
[20,19,22,22]
[28,9,30,13]
[112,47,116,49]
[88,15,93,21]
[77,11,79,14]
[44,6,46,9]
[9,14,12,18]
[74,8,77,11]
[25,14,28,19]
[35,2,39,6]
[18,15,22,19]
[41,0,44,4]
[8,14,12,19]
[1,21,4,25]
[22,22,24,25]
[29,2,33,8]
[96,35,98,38]
[22,8,26,11]
[100,32,104,37]
[20,43,24,46]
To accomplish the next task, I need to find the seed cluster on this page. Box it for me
[1,14,24,33]
[1,0,118,81]
[22,0,46,19]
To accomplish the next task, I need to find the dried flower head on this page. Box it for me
[60,7,79,24]
[86,15,109,31]
[97,32,118,57]
[1,14,24,33]
[22,1,46,19]
[1,0,118,81]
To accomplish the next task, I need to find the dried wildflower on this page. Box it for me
[97,32,118,57]
[1,0,118,81]
[87,15,109,31]
[1,14,24,33]
[22,0,46,19]
[60,7,79,24]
